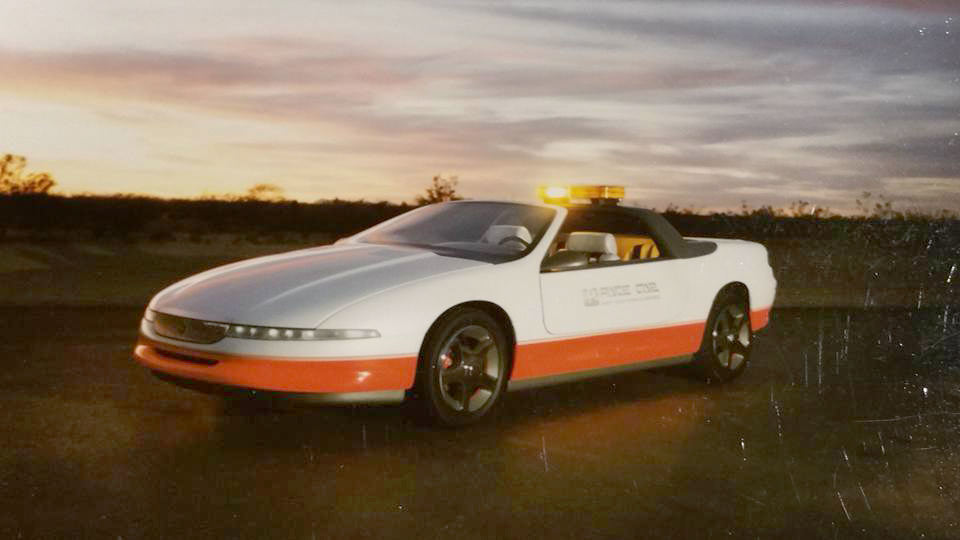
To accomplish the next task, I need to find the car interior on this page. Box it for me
[538,205,682,272]
[541,231,662,271]
[480,224,533,251]
[475,206,713,271]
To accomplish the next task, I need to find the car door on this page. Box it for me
[539,258,689,336]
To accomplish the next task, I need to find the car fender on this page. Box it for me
[318,258,543,358]
[683,239,776,321]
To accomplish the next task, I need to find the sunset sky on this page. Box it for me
[1,1,957,212]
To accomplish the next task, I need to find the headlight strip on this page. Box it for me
[147,310,379,342]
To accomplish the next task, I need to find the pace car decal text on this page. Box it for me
[582,282,660,307]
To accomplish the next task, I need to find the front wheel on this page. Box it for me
[415,308,510,426]
[694,290,752,383]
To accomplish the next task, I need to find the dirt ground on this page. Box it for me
[0,306,958,539]
[1,240,958,538]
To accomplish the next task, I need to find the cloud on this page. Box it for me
[476,1,959,75]
[0,41,428,113]
[459,65,792,99]
[809,134,960,179]
[881,177,960,208]
[0,1,956,210]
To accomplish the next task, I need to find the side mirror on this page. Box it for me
[541,251,589,272]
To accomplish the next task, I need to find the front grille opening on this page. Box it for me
[156,348,218,366]
[154,312,228,344]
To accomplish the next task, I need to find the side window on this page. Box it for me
[541,209,665,272]
[560,210,663,262]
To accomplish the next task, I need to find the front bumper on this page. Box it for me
[133,336,417,401]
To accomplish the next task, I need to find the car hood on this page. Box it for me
[150,243,488,328]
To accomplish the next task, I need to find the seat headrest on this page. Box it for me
[566,232,618,256]
[482,225,532,245]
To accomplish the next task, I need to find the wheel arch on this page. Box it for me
[418,301,517,378]
[714,281,751,311]
[698,282,751,352]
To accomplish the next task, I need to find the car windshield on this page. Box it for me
[355,201,556,262]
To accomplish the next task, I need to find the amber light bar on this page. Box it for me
[570,185,625,200]
[538,184,626,205]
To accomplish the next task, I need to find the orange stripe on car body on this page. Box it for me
[511,320,706,380]
[750,307,771,331]
[133,337,417,393]
[511,307,772,381]
[135,306,772,393]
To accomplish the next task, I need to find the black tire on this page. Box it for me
[694,289,752,383]
[413,308,510,427]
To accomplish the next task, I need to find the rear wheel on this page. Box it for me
[415,308,510,426]
[694,289,752,382]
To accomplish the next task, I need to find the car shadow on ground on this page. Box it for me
[201,357,720,455]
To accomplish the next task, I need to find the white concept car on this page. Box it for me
[134,186,776,425]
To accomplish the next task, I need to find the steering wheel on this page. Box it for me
[498,235,531,249]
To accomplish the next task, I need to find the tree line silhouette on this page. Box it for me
[1,154,957,251]
[1,154,56,196]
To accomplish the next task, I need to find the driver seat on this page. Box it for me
[481,225,532,250]
[566,232,621,263]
